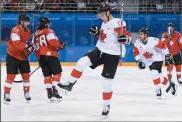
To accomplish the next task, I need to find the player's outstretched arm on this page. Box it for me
[133,45,145,69]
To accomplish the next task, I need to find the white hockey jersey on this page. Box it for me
[96,18,131,57]
[133,37,169,67]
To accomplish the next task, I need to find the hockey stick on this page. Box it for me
[167,27,174,82]
[119,0,124,66]
[13,66,41,83]
[13,48,63,83]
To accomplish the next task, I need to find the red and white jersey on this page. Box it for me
[33,28,62,60]
[161,31,182,56]
[96,18,131,56]
[133,37,169,67]
[7,25,31,60]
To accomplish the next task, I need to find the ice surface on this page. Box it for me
[1,66,182,121]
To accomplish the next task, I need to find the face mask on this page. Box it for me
[168,26,173,36]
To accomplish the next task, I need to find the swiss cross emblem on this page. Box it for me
[170,40,174,46]
[143,51,153,59]
[100,29,107,42]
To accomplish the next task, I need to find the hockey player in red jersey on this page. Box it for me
[161,23,182,85]
[133,28,177,98]
[57,4,131,117]
[4,14,34,103]
[33,17,65,102]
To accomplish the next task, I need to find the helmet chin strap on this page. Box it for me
[105,11,110,22]
[142,36,148,45]
[21,22,27,32]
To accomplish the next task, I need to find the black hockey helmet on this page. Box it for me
[168,23,174,27]
[97,3,111,14]
[138,28,149,35]
[38,17,50,29]
[18,14,30,24]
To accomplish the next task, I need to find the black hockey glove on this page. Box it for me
[136,60,146,69]
[59,42,66,50]
[117,35,131,44]
[89,26,100,36]
[165,54,174,65]
[25,43,35,55]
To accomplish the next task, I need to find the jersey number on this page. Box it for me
[13,28,19,33]
[36,35,47,50]
[39,35,47,46]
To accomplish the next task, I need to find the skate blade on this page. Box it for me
[26,100,31,103]
[25,98,31,103]
[58,89,69,96]
[157,96,161,99]
[49,98,62,103]
[101,115,109,121]
[3,100,10,105]
[53,97,62,102]
[48,98,54,103]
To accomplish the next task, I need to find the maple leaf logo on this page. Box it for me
[100,29,107,42]
[143,51,153,59]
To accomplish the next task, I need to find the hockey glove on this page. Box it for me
[165,54,174,65]
[25,43,35,55]
[89,26,100,36]
[117,35,131,44]
[59,42,66,50]
[136,60,146,69]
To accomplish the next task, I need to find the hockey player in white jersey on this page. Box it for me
[57,4,131,117]
[133,28,177,98]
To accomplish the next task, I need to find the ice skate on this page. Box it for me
[3,93,11,104]
[170,82,177,96]
[177,78,182,85]
[102,105,110,119]
[47,88,54,102]
[166,78,172,93]
[166,80,177,96]
[156,88,162,99]
[57,81,77,92]
[24,92,31,101]
[52,86,62,102]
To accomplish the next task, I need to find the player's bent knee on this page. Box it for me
[44,75,52,84]
[21,73,30,81]
[151,70,160,80]
[75,56,92,71]
[52,73,61,81]
[45,75,52,80]
[6,74,16,81]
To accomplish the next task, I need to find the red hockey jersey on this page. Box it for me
[33,28,63,60]
[7,25,31,60]
[161,31,182,56]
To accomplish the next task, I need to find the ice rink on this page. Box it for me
[1,66,182,121]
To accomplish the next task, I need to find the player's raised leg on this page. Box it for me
[57,56,92,91]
